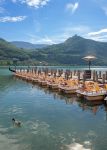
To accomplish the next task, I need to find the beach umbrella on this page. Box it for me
[82,55,96,70]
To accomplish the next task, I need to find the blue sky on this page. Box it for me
[0,0,107,44]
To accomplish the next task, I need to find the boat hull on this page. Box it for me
[51,84,59,90]
[84,95,104,101]
[59,85,77,94]
[63,89,76,94]
[41,81,47,86]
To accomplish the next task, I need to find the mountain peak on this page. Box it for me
[65,35,84,44]
[72,34,83,39]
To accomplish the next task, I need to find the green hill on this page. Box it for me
[0,38,29,60]
[0,38,30,65]
[30,35,107,65]
[0,35,107,65]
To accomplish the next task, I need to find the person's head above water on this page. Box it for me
[12,118,15,121]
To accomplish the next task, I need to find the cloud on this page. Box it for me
[66,2,79,14]
[93,0,107,16]
[15,0,50,8]
[88,28,107,36]
[28,34,55,44]
[87,34,107,42]
[0,16,27,22]
[27,26,107,44]
[86,28,107,42]
[55,25,91,43]
[64,25,90,36]
[27,25,91,44]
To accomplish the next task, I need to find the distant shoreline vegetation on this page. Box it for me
[0,60,106,67]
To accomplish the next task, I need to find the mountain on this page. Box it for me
[30,35,107,65]
[0,38,30,61]
[11,41,48,50]
[1,35,107,66]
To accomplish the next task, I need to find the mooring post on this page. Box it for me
[102,74,106,84]
[78,70,80,81]
[99,71,102,79]
[70,71,72,79]
[105,71,107,80]
[83,72,86,82]
[93,70,96,81]
[96,73,98,82]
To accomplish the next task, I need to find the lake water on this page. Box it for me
[0,67,107,150]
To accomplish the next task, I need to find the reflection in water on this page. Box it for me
[31,81,107,116]
[1,68,107,150]
[78,99,104,115]
[1,74,105,116]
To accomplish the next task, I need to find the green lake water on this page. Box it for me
[0,67,107,150]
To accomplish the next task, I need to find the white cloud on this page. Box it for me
[93,0,107,16]
[27,26,107,44]
[18,0,50,8]
[87,28,107,42]
[55,25,91,43]
[28,34,55,44]
[87,34,107,42]
[27,25,91,44]
[0,16,27,22]
[66,2,79,14]
[88,28,107,36]
[64,25,90,36]
[36,36,55,44]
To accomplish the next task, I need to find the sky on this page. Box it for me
[0,0,107,44]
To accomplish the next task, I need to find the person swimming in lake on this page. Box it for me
[12,118,21,127]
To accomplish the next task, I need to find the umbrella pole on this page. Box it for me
[89,60,91,70]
